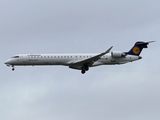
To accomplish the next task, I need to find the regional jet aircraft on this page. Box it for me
[5,41,154,74]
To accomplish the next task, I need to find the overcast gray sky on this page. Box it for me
[1,0,160,120]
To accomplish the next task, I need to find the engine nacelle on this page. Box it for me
[111,51,126,58]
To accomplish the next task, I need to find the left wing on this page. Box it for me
[69,46,113,69]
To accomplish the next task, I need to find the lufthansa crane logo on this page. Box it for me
[133,46,140,55]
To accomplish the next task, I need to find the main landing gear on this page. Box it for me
[81,69,85,74]
[81,65,89,74]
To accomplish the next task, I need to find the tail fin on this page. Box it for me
[125,41,155,56]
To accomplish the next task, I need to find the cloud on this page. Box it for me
[0,0,160,120]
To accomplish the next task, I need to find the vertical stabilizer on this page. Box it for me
[125,41,154,56]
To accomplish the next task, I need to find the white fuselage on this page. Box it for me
[5,53,141,69]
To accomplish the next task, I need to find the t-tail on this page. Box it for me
[125,41,155,56]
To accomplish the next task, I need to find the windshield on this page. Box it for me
[11,56,19,58]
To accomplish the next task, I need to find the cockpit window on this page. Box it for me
[12,56,19,58]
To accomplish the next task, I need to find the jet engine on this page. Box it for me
[111,51,126,58]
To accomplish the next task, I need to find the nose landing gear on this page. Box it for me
[12,66,15,71]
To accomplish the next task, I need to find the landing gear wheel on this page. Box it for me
[85,66,89,71]
[81,70,85,74]
[81,65,89,74]
[12,66,15,71]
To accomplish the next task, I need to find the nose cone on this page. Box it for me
[4,59,12,66]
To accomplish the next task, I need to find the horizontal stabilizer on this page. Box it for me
[135,41,155,48]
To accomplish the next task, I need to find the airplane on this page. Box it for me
[4,41,154,74]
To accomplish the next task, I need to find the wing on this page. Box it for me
[69,46,113,69]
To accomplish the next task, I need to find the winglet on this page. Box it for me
[100,46,113,57]
[106,46,113,53]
